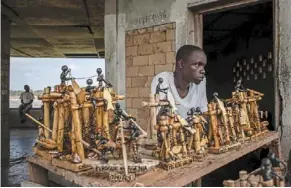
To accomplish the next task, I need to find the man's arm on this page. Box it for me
[28,92,34,105]
[19,93,24,104]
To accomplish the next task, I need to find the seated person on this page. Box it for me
[18,85,34,123]
[151,45,207,119]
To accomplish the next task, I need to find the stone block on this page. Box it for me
[166,29,175,41]
[166,52,175,64]
[127,108,138,117]
[126,88,139,98]
[149,31,166,43]
[137,44,154,56]
[138,66,155,76]
[149,53,166,65]
[155,64,174,74]
[132,98,143,108]
[153,41,172,54]
[126,57,133,67]
[126,46,138,57]
[126,67,138,77]
[126,77,132,87]
[126,98,132,108]
[133,34,150,45]
[138,87,151,98]
[133,56,149,66]
[131,77,148,88]
[126,34,134,47]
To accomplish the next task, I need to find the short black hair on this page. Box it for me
[176,45,204,62]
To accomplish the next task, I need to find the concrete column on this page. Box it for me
[1,15,11,164]
[104,0,126,109]
[276,0,291,161]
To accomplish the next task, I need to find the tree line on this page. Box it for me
[10,90,43,96]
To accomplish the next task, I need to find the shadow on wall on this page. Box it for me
[9,108,42,128]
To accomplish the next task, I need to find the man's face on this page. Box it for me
[180,51,207,84]
[24,86,30,92]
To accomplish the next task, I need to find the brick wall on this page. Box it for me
[1,15,11,163]
[125,23,176,131]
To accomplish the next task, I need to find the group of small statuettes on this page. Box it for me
[26,65,285,184]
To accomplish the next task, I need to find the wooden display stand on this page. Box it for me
[27,131,281,187]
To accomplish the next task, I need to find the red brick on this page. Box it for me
[153,41,172,54]
[126,88,139,98]
[150,31,166,43]
[132,98,143,108]
[126,98,132,108]
[138,87,151,98]
[133,56,149,67]
[127,30,138,36]
[133,34,150,45]
[125,34,133,47]
[126,57,133,67]
[138,44,154,55]
[166,29,175,41]
[126,46,138,57]
[126,77,131,87]
[131,77,148,88]
[138,66,154,76]
[155,64,174,74]
[126,67,138,77]
[149,53,166,65]
[166,52,175,64]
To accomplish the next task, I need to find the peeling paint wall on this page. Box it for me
[277,0,291,161]
[1,15,11,163]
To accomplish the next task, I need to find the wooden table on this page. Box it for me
[27,131,281,187]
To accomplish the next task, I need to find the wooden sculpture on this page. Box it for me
[225,80,269,141]
[222,153,287,187]
[142,78,194,170]
[205,92,241,154]
[27,66,158,182]
[186,107,208,161]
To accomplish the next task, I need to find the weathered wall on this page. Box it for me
[104,0,291,161]
[277,0,291,161]
[125,23,176,129]
[1,15,11,163]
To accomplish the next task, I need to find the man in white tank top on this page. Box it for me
[151,45,207,119]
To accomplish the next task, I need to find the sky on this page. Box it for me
[10,57,105,91]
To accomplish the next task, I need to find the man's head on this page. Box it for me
[175,45,207,84]
[24,85,30,92]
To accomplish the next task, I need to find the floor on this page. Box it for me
[1,129,38,187]
[0,129,274,187]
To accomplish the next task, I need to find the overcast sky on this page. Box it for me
[10,57,105,91]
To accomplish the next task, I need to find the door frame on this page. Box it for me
[188,0,280,130]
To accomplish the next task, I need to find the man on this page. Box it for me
[151,45,207,119]
[19,85,34,123]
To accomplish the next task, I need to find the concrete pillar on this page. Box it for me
[104,0,126,109]
[1,15,11,164]
[276,0,291,161]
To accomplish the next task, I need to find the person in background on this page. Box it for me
[19,85,34,124]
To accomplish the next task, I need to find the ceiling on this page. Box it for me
[2,0,105,58]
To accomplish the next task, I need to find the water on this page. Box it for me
[9,99,42,108]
